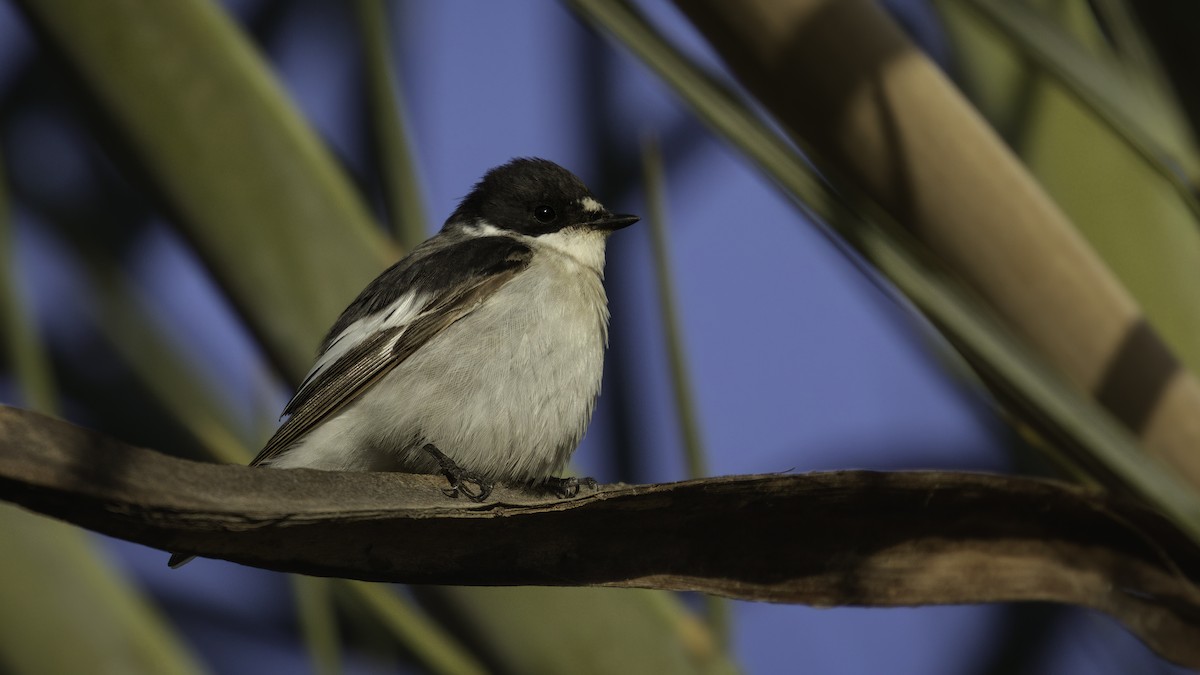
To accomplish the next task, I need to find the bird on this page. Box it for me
[168,157,638,568]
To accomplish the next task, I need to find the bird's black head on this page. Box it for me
[446,158,638,236]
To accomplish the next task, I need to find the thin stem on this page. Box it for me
[355,0,428,249]
[0,151,58,416]
[641,132,729,646]
[292,576,343,675]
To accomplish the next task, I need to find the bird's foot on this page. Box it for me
[542,475,598,498]
[422,443,493,502]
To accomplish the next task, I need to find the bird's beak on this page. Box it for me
[587,212,640,232]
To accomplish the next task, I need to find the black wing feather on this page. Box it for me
[283,235,531,418]
[319,235,533,351]
[250,236,532,467]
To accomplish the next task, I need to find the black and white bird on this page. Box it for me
[169,158,636,567]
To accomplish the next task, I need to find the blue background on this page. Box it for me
[0,0,1187,673]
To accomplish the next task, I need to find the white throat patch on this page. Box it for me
[534,228,607,272]
[462,220,607,272]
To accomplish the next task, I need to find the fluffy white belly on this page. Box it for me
[268,253,609,484]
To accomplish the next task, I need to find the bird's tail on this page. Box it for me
[167,553,196,568]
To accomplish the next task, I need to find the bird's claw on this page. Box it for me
[423,443,493,502]
[544,475,598,498]
[441,474,492,501]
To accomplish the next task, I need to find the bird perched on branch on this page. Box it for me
[169,158,637,568]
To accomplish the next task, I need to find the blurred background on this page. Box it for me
[0,0,1196,673]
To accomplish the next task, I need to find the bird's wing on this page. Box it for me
[249,236,533,467]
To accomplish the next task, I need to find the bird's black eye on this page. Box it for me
[534,205,556,223]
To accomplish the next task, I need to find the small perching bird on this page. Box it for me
[169,158,637,568]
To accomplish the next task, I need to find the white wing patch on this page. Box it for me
[297,291,426,398]
[579,196,604,213]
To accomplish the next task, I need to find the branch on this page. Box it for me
[1,405,1198,666]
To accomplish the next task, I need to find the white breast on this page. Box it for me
[269,229,612,484]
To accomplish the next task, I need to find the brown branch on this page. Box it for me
[1,405,1199,666]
